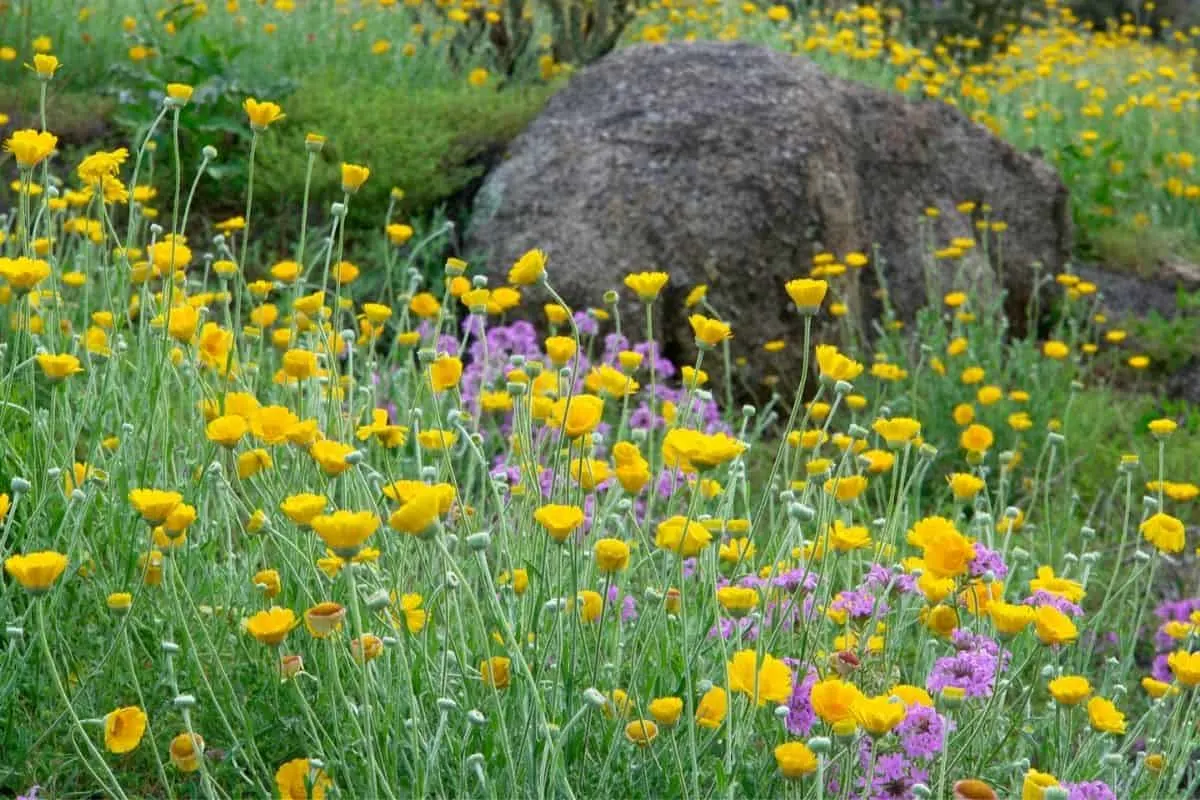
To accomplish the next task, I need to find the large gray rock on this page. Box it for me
[468,41,1071,385]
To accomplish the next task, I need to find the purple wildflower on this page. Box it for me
[969,543,1010,580]
[785,664,819,736]
[896,704,953,760]
[1025,590,1084,617]
[1062,780,1117,800]
[926,649,1001,698]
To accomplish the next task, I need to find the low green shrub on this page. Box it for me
[251,77,557,237]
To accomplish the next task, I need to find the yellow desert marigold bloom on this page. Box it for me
[989,601,1035,636]
[907,516,974,576]
[1048,675,1091,705]
[623,270,669,300]
[418,429,457,450]
[251,405,300,445]
[388,485,444,536]
[688,314,732,347]
[1029,566,1084,603]
[310,440,355,476]
[169,732,205,773]
[206,414,247,448]
[77,147,128,185]
[1140,512,1185,554]
[1167,650,1200,686]
[861,449,895,474]
[428,355,463,392]
[508,248,547,285]
[815,344,863,382]
[828,520,871,551]
[481,656,511,689]
[872,416,920,447]
[386,223,414,247]
[960,423,994,453]
[253,568,282,598]
[4,551,69,593]
[593,538,630,572]
[104,706,148,754]
[340,162,370,193]
[275,758,333,800]
[727,649,792,706]
[165,82,193,103]
[655,515,713,557]
[811,678,863,726]
[648,696,683,727]
[1034,604,1078,646]
[244,97,285,129]
[311,510,379,557]
[823,474,868,503]
[4,129,57,168]
[1042,340,1070,360]
[1022,769,1059,800]
[785,277,828,312]
[851,695,905,736]
[0,256,51,293]
[947,472,985,499]
[613,441,651,494]
[32,53,59,78]
[623,719,658,747]
[662,428,745,471]
[548,394,604,439]
[35,353,83,380]
[695,685,727,728]
[774,741,818,779]
[716,586,759,617]
[244,606,299,645]
[535,504,585,543]
[1086,696,1125,735]
[280,493,327,528]
[575,589,604,622]
[129,489,182,524]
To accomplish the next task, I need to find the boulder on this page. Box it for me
[468,41,1071,387]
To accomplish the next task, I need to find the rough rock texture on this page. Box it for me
[468,41,1072,385]
[1075,261,1200,403]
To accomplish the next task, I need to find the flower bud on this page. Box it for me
[467,709,486,726]
[466,532,491,552]
[173,694,197,709]
[437,697,459,714]
[807,735,832,755]
[583,688,607,707]
[202,145,218,161]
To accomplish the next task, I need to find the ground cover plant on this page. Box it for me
[1,2,1200,800]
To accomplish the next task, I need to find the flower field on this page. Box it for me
[2,2,1200,799]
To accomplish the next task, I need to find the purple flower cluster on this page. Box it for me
[927,632,1010,699]
[1151,596,1200,680]
[857,749,930,800]
[785,664,819,736]
[833,588,889,620]
[896,704,953,760]
[1062,780,1116,800]
[1024,589,1084,617]
[968,543,1010,580]
[863,563,919,596]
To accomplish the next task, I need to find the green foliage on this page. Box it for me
[104,29,297,208]
[890,0,1031,59]
[252,77,555,233]
[1128,289,1200,373]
